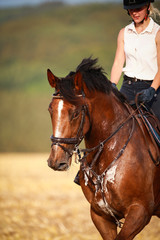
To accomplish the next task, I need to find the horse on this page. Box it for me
[47,57,160,240]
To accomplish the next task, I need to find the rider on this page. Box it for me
[74,0,160,185]
[111,0,160,121]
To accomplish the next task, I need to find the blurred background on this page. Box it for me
[0,0,131,153]
[1,0,159,152]
[0,1,160,240]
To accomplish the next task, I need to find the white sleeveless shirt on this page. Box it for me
[123,18,160,80]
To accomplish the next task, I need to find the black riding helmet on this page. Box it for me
[123,0,154,9]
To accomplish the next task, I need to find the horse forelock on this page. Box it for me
[57,72,79,105]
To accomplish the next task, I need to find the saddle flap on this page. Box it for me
[145,112,160,136]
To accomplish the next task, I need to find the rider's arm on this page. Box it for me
[110,28,126,85]
[151,30,160,91]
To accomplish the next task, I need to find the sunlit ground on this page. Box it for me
[0,153,159,240]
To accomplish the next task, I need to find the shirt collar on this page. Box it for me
[128,18,154,34]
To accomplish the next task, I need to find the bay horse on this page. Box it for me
[47,57,160,240]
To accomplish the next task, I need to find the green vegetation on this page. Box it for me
[0,2,159,152]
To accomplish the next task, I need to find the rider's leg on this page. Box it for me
[149,87,160,121]
[74,170,80,185]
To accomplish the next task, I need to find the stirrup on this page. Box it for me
[74,171,80,186]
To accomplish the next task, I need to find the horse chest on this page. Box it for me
[83,164,117,193]
[96,198,113,215]
[82,164,118,215]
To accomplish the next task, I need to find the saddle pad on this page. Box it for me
[143,116,160,147]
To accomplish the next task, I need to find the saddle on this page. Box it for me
[140,105,160,147]
[143,110,160,147]
[130,101,160,147]
[129,101,160,165]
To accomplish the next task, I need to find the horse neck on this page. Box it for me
[84,92,129,165]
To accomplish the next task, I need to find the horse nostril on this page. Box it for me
[58,162,68,171]
[47,158,69,171]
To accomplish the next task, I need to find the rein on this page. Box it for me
[78,110,135,165]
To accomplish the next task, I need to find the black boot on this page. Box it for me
[74,171,80,185]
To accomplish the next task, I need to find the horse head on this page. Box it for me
[47,68,91,171]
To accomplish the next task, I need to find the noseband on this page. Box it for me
[50,93,88,157]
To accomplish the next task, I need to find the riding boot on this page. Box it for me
[74,170,80,185]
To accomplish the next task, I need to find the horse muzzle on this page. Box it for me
[47,157,70,171]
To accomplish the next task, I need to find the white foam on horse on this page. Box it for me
[97,199,111,214]
[97,164,118,214]
[84,169,90,186]
[106,165,117,183]
[104,164,117,193]
[108,140,117,151]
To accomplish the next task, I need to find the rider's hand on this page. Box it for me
[137,87,156,103]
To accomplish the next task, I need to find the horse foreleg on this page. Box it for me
[116,204,151,240]
[91,206,117,240]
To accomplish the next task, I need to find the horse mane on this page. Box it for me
[58,57,126,104]
[75,57,111,94]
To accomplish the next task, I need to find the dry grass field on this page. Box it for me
[0,153,160,240]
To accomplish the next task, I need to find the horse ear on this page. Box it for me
[47,69,59,88]
[74,71,83,93]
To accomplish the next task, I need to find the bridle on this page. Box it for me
[50,92,137,161]
[50,92,88,158]
[50,91,140,172]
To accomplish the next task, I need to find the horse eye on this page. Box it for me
[72,111,80,119]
